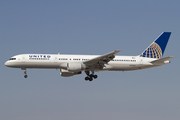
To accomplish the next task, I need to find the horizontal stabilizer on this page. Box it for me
[150,56,174,63]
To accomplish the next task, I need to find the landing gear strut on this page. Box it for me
[85,71,98,81]
[22,68,28,78]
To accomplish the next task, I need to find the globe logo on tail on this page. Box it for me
[140,42,162,59]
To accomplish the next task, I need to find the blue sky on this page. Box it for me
[0,1,180,120]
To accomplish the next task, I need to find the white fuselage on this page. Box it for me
[4,32,173,80]
[5,54,168,71]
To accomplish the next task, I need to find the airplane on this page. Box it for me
[5,32,174,81]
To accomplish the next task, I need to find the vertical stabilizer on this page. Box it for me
[140,32,171,59]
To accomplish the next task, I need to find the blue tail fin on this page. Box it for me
[140,32,171,59]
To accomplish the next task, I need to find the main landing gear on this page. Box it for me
[22,68,28,78]
[85,71,98,81]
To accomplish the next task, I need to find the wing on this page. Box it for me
[83,50,121,69]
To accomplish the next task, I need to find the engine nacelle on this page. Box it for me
[60,69,81,77]
[67,62,82,71]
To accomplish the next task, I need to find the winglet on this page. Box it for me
[140,32,171,59]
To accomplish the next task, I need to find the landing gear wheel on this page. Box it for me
[89,77,93,81]
[93,75,98,79]
[84,71,98,81]
[22,68,28,78]
[85,76,93,81]
[24,75,28,78]
[90,74,98,79]
[85,77,89,81]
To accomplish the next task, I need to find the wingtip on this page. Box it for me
[115,50,121,52]
[114,50,121,54]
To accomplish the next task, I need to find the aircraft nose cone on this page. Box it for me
[5,61,9,67]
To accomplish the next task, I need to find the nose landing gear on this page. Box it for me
[24,74,28,78]
[22,68,28,78]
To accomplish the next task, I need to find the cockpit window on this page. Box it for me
[9,58,16,60]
